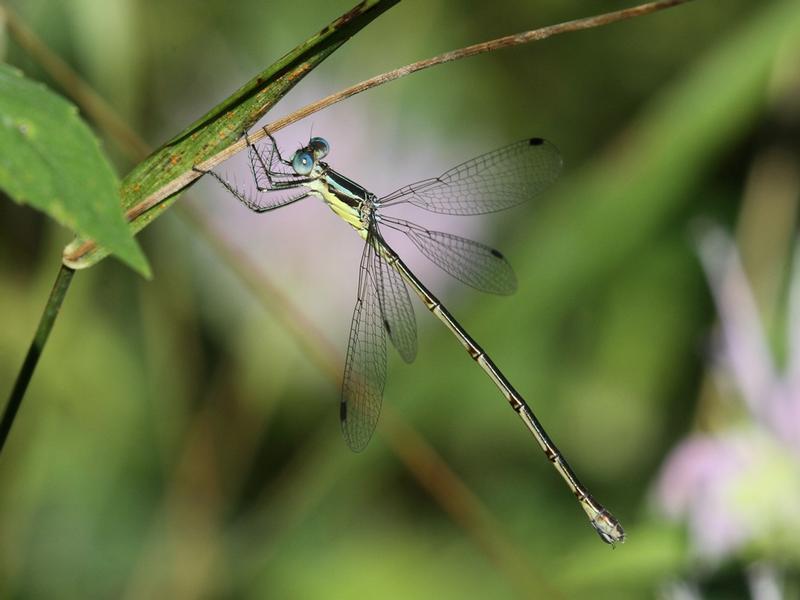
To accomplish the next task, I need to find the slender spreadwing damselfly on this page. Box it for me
[199,132,625,545]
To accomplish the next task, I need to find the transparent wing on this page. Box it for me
[341,240,387,452]
[379,138,562,215]
[381,217,516,295]
[372,238,417,363]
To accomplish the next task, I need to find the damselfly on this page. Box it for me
[200,132,625,545]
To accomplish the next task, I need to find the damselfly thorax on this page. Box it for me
[296,149,378,237]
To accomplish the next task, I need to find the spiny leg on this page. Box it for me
[193,164,310,214]
[246,130,300,191]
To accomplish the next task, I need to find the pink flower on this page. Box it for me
[654,227,800,562]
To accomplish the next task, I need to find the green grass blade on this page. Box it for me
[0,64,149,276]
[62,0,399,272]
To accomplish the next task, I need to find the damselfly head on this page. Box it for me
[308,137,330,160]
[292,149,315,175]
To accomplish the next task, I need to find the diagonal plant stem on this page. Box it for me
[219,0,697,162]
[261,0,694,134]
[61,0,695,266]
[0,264,75,453]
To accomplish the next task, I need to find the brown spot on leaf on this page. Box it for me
[332,2,368,28]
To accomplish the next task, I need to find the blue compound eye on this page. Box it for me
[292,150,314,175]
[308,137,329,159]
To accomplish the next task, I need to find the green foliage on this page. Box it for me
[0,64,148,275]
[2,0,800,598]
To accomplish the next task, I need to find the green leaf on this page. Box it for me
[0,64,150,276]
[62,0,399,271]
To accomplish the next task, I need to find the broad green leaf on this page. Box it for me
[62,0,399,271]
[0,64,149,276]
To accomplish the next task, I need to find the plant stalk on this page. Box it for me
[0,264,75,454]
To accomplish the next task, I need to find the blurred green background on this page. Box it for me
[2,1,799,598]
